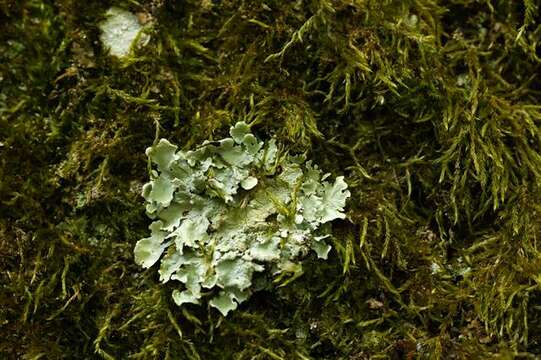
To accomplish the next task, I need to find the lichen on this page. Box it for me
[136,122,350,315]
[99,7,149,58]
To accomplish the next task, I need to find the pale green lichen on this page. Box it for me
[135,122,350,315]
[99,7,149,58]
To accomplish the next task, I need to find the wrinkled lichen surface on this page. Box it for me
[136,122,349,315]
[1,0,541,359]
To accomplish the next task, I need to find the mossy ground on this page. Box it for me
[1,0,541,359]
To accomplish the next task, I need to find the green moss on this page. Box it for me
[1,0,540,358]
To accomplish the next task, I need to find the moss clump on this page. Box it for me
[1,0,540,358]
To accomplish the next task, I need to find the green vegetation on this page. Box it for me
[1,0,540,358]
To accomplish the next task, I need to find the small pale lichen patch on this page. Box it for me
[99,7,148,58]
